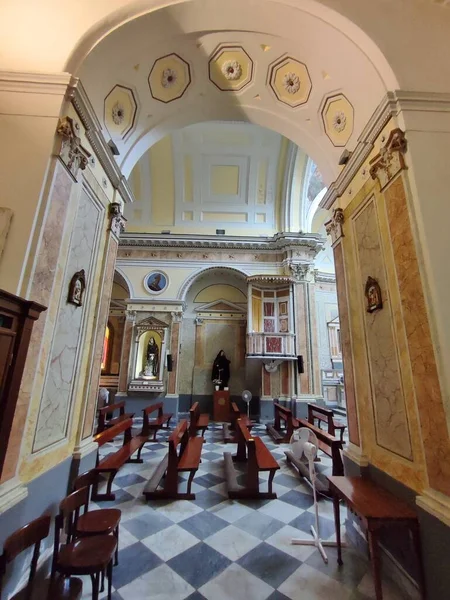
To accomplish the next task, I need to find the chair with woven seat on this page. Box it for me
[0,514,82,600]
[73,470,121,566]
[52,488,117,600]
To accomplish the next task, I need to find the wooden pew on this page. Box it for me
[96,400,134,434]
[224,418,280,499]
[266,402,299,443]
[308,403,346,443]
[223,401,252,443]
[284,418,344,497]
[141,402,173,441]
[189,401,209,437]
[93,418,148,501]
[143,419,204,500]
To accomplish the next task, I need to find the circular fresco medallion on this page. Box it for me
[144,271,168,294]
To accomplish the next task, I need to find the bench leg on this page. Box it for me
[186,470,197,495]
[92,470,117,501]
[127,447,144,464]
[267,469,277,496]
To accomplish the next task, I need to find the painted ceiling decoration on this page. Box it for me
[209,44,254,92]
[148,53,192,103]
[321,93,354,147]
[104,84,138,139]
[268,56,312,108]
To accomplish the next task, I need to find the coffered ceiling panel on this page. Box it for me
[148,53,191,103]
[268,56,312,108]
[209,45,254,92]
[104,85,138,139]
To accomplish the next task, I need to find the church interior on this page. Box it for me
[1,1,450,599]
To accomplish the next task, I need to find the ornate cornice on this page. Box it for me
[314,270,336,284]
[247,274,294,284]
[369,128,407,190]
[325,208,345,245]
[0,71,71,95]
[68,78,135,205]
[119,232,324,253]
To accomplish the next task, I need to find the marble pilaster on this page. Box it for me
[118,311,135,393]
[168,317,181,395]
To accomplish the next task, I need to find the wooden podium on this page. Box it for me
[213,390,230,422]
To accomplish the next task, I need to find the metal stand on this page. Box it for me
[291,455,344,564]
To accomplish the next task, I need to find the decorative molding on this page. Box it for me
[288,263,311,282]
[416,488,450,528]
[119,232,324,253]
[125,309,137,322]
[135,315,169,340]
[369,128,407,190]
[56,116,91,180]
[108,202,127,237]
[324,208,345,245]
[0,477,28,515]
[0,70,71,95]
[68,79,135,204]
[320,91,450,210]
[247,274,294,284]
[314,270,336,284]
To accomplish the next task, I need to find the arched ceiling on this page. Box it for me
[124,121,325,237]
[78,0,394,182]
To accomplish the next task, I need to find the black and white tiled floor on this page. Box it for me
[83,423,407,599]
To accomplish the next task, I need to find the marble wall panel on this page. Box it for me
[82,236,118,439]
[385,176,450,495]
[333,243,360,446]
[1,163,73,482]
[168,321,180,395]
[295,283,309,393]
[33,188,102,452]
[118,318,134,392]
[353,199,412,460]
[315,289,338,370]
[178,319,195,395]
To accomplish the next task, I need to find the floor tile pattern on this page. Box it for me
[80,422,408,599]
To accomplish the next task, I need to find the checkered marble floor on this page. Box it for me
[81,422,408,600]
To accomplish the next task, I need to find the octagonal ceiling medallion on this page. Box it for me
[321,93,354,147]
[148,53,191,103]
[104,85,138,139]
[268,56,312,108]
[209,45,254,92]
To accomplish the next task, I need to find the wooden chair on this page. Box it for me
[188,402,209,437]
[93,417,148,501]
[141,402,173,441]
[72,470,121,566]
[143,419,204,500]
[266,402,299,444]
[96,401,134,435]
[0,514,82,600]
[224,419,280,499]
[52,488,117,600]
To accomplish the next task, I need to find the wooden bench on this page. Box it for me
[93,418,148,501]
[224,418,280,499]
[141,402,173,441]
[96,400,134,434]
[143,419,204,500]
[308,403,346,443]
[223,401,252,443]
[284,418,344,497]
[266,402,299,443]
[189,401,209,437]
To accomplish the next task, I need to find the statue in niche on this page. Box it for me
[212,350,231,390]
[68,269,86,307]
[141,336,160,378]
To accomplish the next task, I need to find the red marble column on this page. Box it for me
[167,319,181,395]
[118,312,135,393]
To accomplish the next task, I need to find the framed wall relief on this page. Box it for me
[68,269,86,306]
[144,270,168,295]
[365,276,382,313]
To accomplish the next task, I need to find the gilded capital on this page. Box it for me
[369,128,407,190]
[56,116,90,180]
[325,207,345,245]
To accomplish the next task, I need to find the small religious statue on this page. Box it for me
[365,276,383,313]
[142,336,160,378]
[68,269,86,306]
[212,350,231,390]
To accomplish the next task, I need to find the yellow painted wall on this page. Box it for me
[150,136,175,226]
[194,284,246,303]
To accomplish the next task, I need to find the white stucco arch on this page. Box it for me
[178,266,249,302]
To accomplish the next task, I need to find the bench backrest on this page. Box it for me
[97,400,126,417]
[94,417,133,447]
[235,418,256,462]
[297,418,344,476]
[273,402,296,438]
[230,402,240,426]
[141,402,164,436]
[168,420,189,466]
[189,402,200,423]
[307,403,335,435]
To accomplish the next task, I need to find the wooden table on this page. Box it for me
[213,390,230,422]
[328,476,425,600]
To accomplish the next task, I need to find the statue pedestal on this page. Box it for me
[213,390,230,422]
